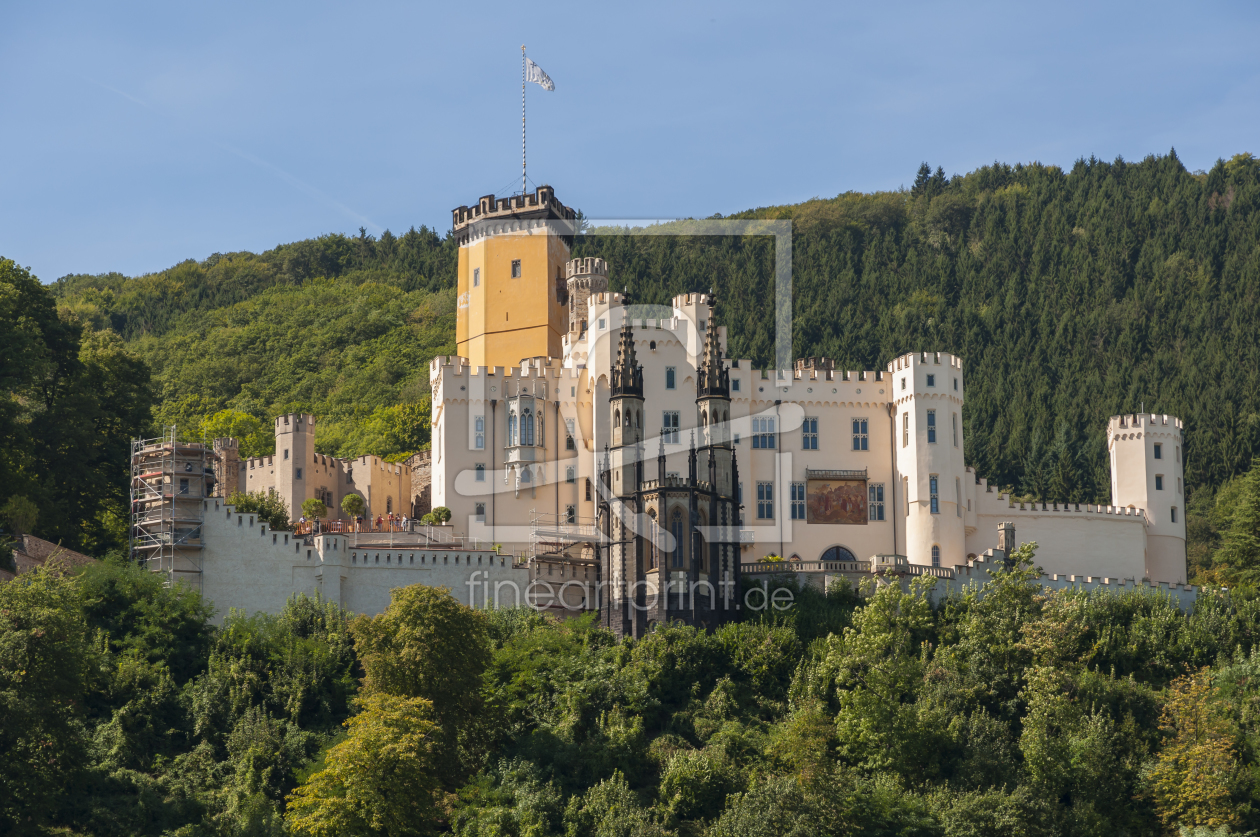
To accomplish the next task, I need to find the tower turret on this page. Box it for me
[566,257,609,338]
[609,295,644,497]
[1108,413,1186,583]
[274,413,316,520]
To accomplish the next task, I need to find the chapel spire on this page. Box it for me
[611,290,643,397]
[697,290,729,398]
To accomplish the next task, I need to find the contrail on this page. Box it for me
[83,76,383,233]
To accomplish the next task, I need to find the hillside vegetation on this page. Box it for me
[7,552,1260,835]
[7,150,1260,577]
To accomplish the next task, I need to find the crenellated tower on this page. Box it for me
[694,296,739,617]
[1108,413,1187,583]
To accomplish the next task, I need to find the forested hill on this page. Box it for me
[30,150,1260,566]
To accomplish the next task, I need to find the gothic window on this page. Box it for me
[868,484,885,520]
[821,545,857,562]
[566,466,575,483]
[952,413,959,447]
[566,418,575,450]
[927,374,935,387]
[475,463,485,482]
[732,379,741,391]
[666,367,676,389]
[614,409,621,428]
[663,412,680,444]
[475,503,485,522]
[803,417,818,450]
[903,412,909,447]
[931,544,941,567]
[522,409,535,446]
[752,417,776,448]
[790,482,806,519]
[521,467,532,484]
[508,414,518,446]
[929,475,939,514]
[585,479,592,501]
[671,510,685,568]
[757,482,774,519]
[566,505,576,524]
[852,418,868,451]
[927,410,937,443]
[475,415,485,449]
[387,497,392,514]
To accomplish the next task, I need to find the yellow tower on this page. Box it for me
[452,185,575,368]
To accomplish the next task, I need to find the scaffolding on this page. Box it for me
[529,509,602,559]
[130,427,210,590]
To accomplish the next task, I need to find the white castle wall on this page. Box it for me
[197,498,527,621]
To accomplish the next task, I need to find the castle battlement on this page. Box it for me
[567,257,608,278]
[275,413,315,430]
[888,351,964,372]
[429,355,584,382]
[1108,413,1184,435]
[451,185,574,231]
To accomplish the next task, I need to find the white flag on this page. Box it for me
[526,58,555,91]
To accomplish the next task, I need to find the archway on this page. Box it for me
[820,545,857,563]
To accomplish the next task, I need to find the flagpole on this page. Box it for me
[521,45,527,196]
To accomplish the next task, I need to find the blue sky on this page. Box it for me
[3,1,1258,282]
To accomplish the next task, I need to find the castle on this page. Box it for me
[139,185,1193,627]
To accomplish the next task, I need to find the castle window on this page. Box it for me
[614,409,621,428]
[1171,506,1178,523]
[566,466,575,484]
[700,319,707,332]
[732,379,741,392]
[790,482,806,520]
[585,478,592,501]
[903,413,909,447]
[752,417,776,448]
[1155,474,1164,490]
[475,416,485,449]
[757,482,774,519]
[566,505,576,524]
[734,433,741,444]
[927,374,935,387]
[671,510,685,568]
[931,545,941,567]
[802,417,818,450]
[284,449,289,460]
[295,468,303,480]
[1176,446,1181,463]
[929,475,939,514]
[511,259,522,278]
[475,503,485,522]
[1177,477,1183,494]
[956,477,962,517]
[904,477,909,515]
[599,318,606,330]
[901,377,907,391]
[650,340,656,350]
[508,414,518,446]
[953,413,959,447]
[521,467,532,484]
[869,484,885,520]
[473,267,480,287]
[666,367,676,389]
[1154,443,1162,459]
[927,410,937,443]
[178,478,189,495]
[475,463,485,482]
[566,419,575,450]
[522,409,535,445]
[852,418,868,451]
[954,377,959,391]
[663,412,680,444]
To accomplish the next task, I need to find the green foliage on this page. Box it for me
[1,494,38,539]
[200,408,273,457]
[0,258,153,555]
[302,497,328,521]
[228,489,294,532]
[341,492,366,519]
[431,505,452,524]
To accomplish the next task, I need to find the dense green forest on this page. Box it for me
[7,550,1260,836]
[7,149,1259,581]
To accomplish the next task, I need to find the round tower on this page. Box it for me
[891,352,967,568]
[567,257,609,338]
[1108,413,1186,583]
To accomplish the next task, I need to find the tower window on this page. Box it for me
[929,475,939,514]
[508,414,518,446]
[852,418,868,451]
[1154,443,1162,460]
[901,377,907,391]
[585,478,592,501]
[663,412,680,444]
[956,477,962,517]
[732,379,741,392]
[953,413,959,447]
[566,466,575,484]
[473,267,480,287]
[284,449,290,460]
[1171,506,1178,523]
[954,377,958,391]
[927,374,935,387]
[475,463,485,482]
[511,259,522,278]
[927,410,937,443]
[599,319,606,330]
[566,418,575,450]
[566,505,576,524]
[475,415,485,450]
[295,468,303,480]
[757,482,774,519]
[752,417,776,448]
[868,484,885,520]
[790,482,806,520]
[666,367,676,389]
[1155,474,1164,490]
[903,413,909,447]
[475,503,485,522]
[931,545,941,567]
[803,417,818,450]
[178,478,189,495]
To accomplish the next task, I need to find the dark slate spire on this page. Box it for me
[697,290,729,398]
[611,290,644,398]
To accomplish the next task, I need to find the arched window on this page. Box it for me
[521,467,532,484]
[820,545,857,563]
[508,414,518,446]
[931,545,941,567]
[614,409,621,428]
[647,509,658,569]
[671,510,685,568]
[650,340,656,350]
[522,409,535,445]
[387,497,393,514]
